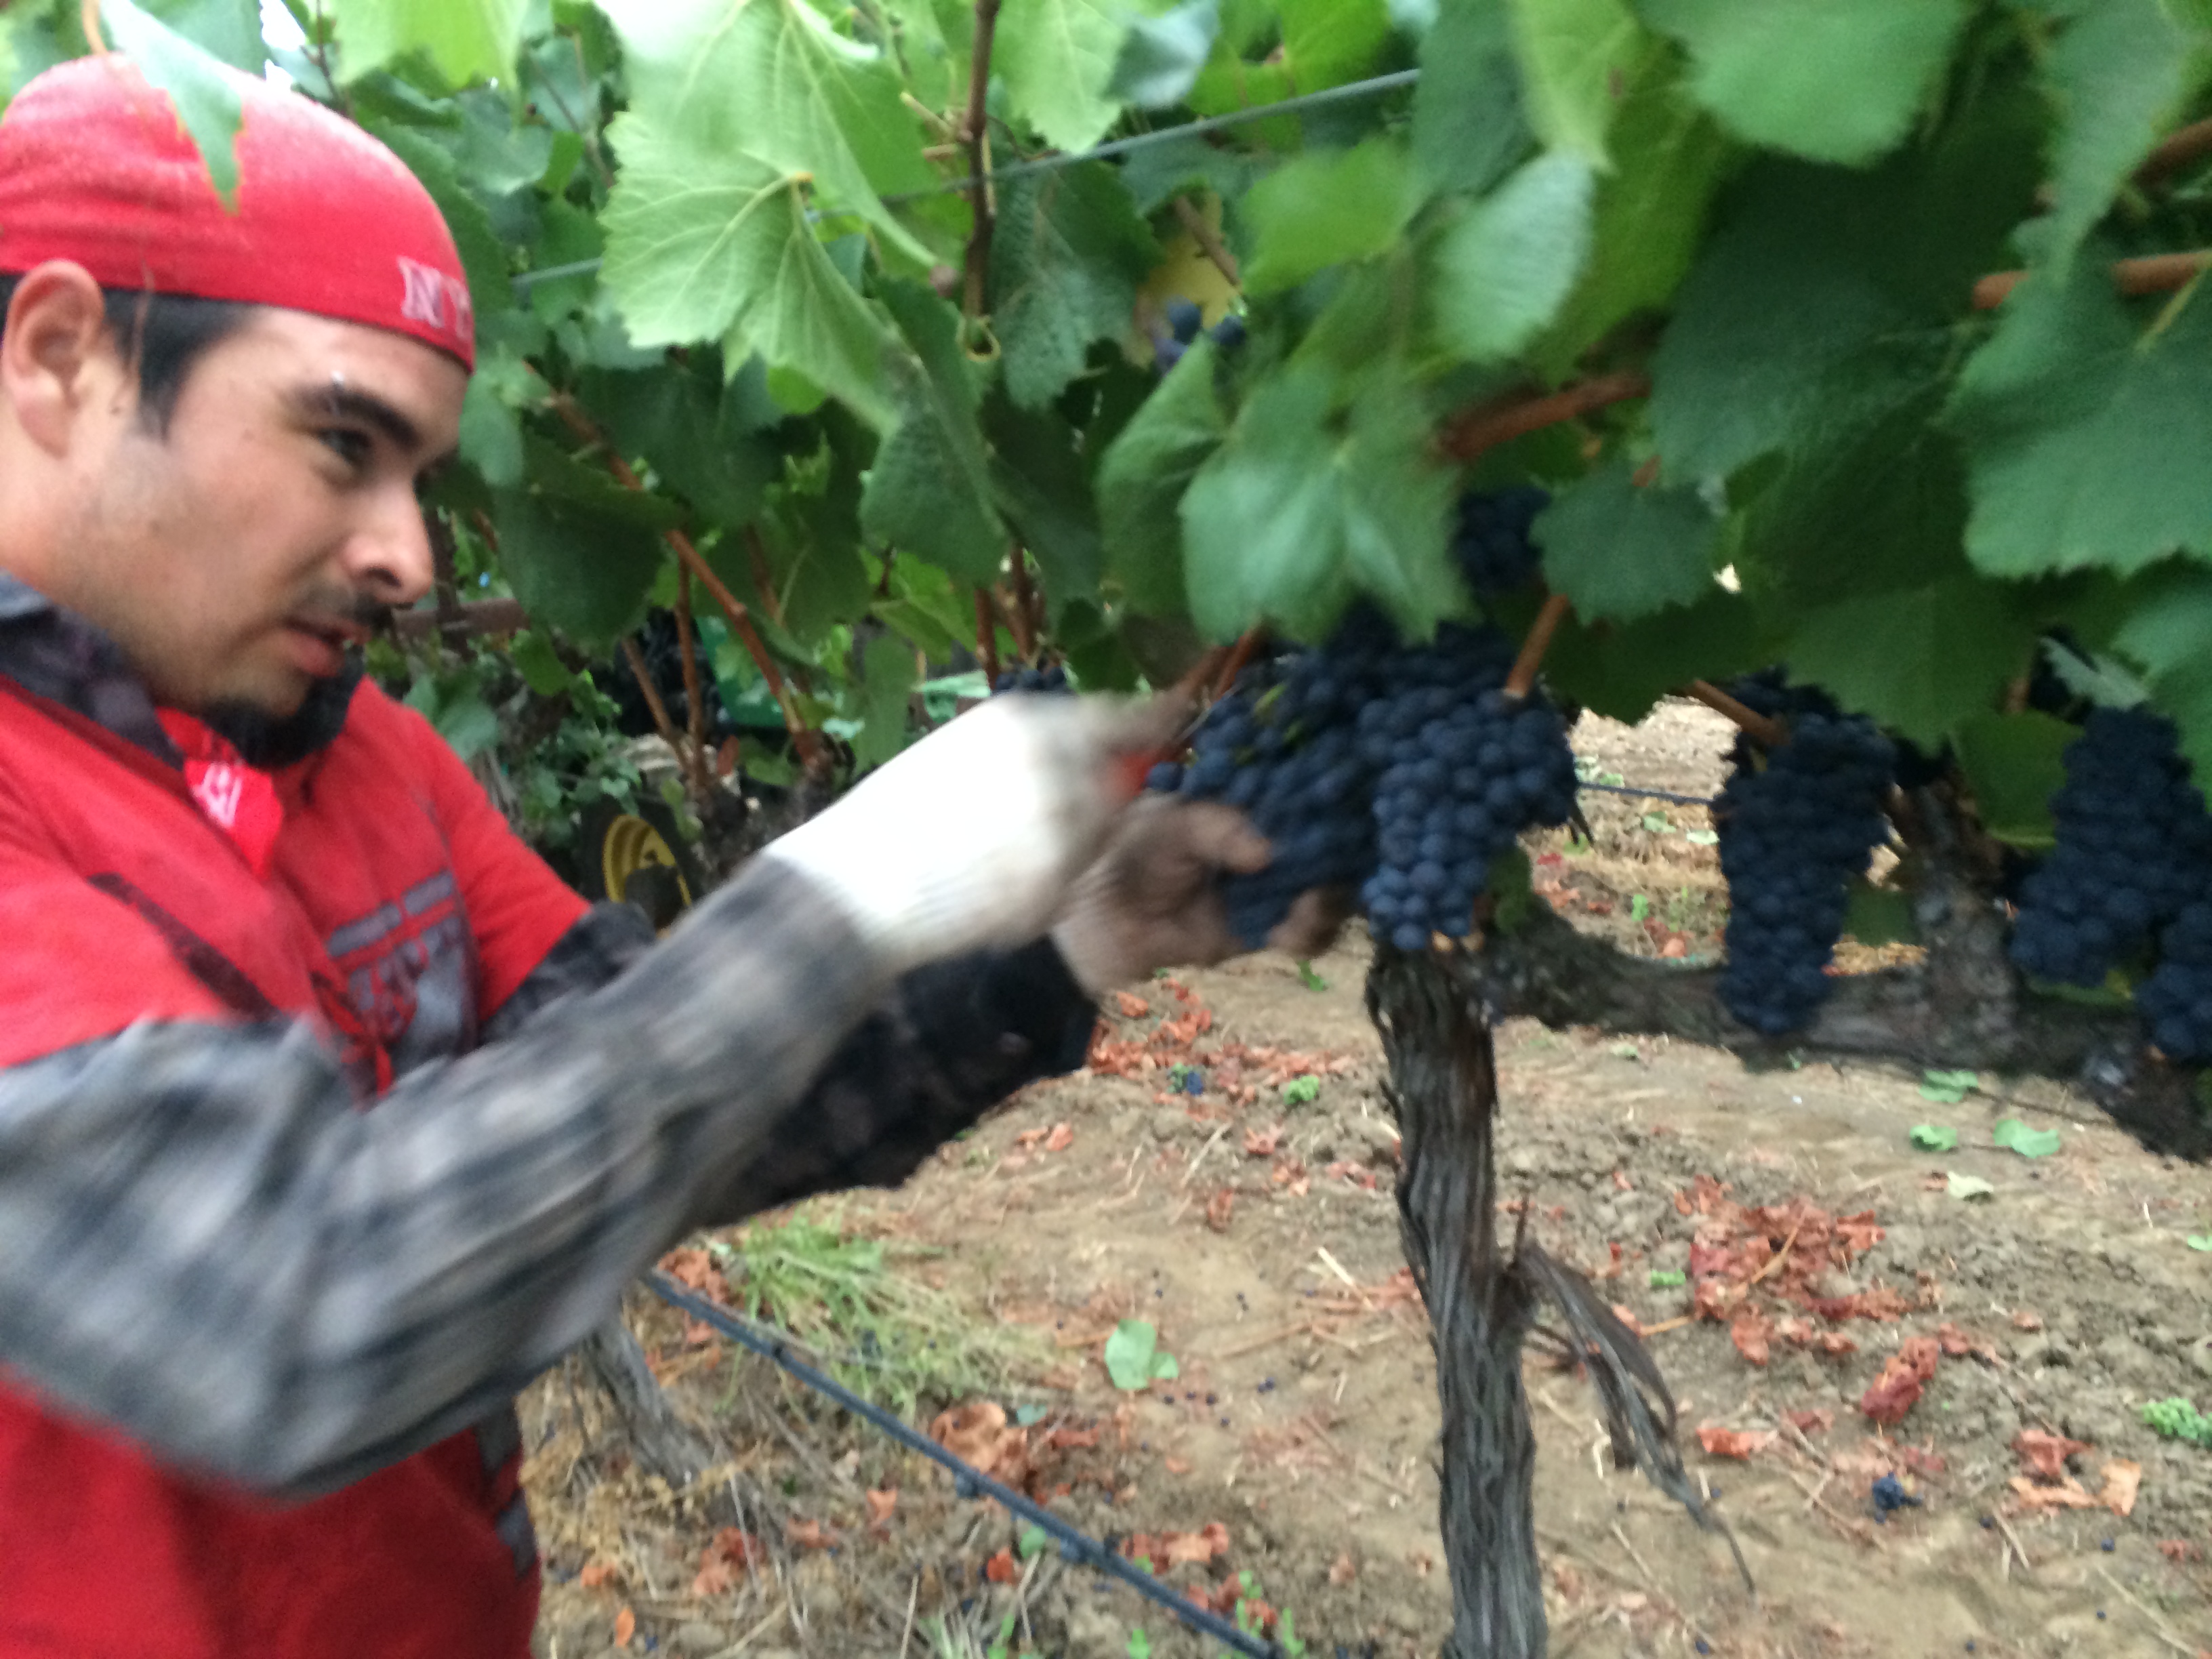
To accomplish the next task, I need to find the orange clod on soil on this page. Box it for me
[1696,1424,1776,1460]
[1859,1336,1942,1426]
[2011,1429,2089,1482]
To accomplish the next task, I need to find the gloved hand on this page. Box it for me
[761,694,1180,977]
[1050,795,1356,994]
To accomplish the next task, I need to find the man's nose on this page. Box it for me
[343,485,435,607]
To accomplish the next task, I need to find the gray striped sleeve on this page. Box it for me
[0,862,885,1497]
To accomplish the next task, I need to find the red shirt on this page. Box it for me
[0,669,583,1658]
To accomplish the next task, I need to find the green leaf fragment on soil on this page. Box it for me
[1990,1118,2062,1159]
[1909,1124,1960,1151]
[1946,1172,1994,1201]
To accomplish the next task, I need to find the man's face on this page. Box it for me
[60,304,465,717]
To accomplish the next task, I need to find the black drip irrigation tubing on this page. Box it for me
[1576,778,1717,808]
[644,1273,1286,1659]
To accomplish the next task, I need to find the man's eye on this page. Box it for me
[319,429,372,468]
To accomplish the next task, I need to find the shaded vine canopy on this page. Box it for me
[14,0,2212,825]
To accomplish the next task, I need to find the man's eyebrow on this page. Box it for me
[287,383,424,452]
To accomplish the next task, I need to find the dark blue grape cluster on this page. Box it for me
[1151,610,1577,949]
[2136,893,2212,1060]
[991,664,1069,695]
[1154,299,1246,375]
[1713,680,1895,1035]
[1452,486,1549,596]
[1361,626,1578,951]
[2009,708,2207,987]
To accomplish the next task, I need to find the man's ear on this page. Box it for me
[2,261,126,457]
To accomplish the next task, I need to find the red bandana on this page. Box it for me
[157,710,283,878]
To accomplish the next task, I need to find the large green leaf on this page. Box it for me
[600,0,933,264]
[1098,339,1228,614]
[1502,0,1641,165]
[1783,577,2036,743]
[998,0,1126,151]
[329,0,523,88]
[2036,0,2205,269]
[493,486,665,648]
[600,115,896,430]
[1951,710,2075,848]
[1650,100,2042,480]
[1948,260,2212,579]
[1534,461,1718,623]
[102,0,244,205]
[1429,151,1594,363]
[143,0,262,70]
[985,398,1103,613]
[577,363,780,534]
[851,633,920,769]
[1189,0,1391,117]
[1536,47,1729,375]
[1641,0,1969,165]
[859,283,1005,584]
[1181,362,1458,642]
[1107,0,1220,108]
[1411,0,1528,198]
[1243,140,1417,296]
[991,161,1159,410]
[1542,587,1767,723]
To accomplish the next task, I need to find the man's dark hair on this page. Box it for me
[0,274,255,434]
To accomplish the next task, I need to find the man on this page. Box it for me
[0,56,1324,1658]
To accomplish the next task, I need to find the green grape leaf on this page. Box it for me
[997,0,1127,152]
[2037,0,2205,270]
[1430,151,1595,363]
[1189,0,1391,119]
[102,0,245,206]
[144,0,264,70]
[851,633,919,769]
[1909,1124,1960,1151]
[1782,577,2036,744]
[600,116,896,430]
[1098,339,1228,615]
[1652,100,2041,481]
[1641,0,1969,165]
[991,161,1160,411]
[1181,361,1458,644]
[1950,710,2075,850]
[1103,1319,1179,1389]
[1948,259,2212,579]
[1411,0,1527,198]
[1536,46,1729,375]
[1243,140,1416,297]
[508,631,575,697]
[492,485,665,648]
[600,0,933,264]
[986,400,1103,613]
[1542,588,1768,724]
[577,364,780,535]
[1502,0,1643,165]
[1991,1118,2062,1159]
[457,374,524,487]
[860,283,1005,584]
[1107,0,1218,108]
[329,0,524,88]
[1534,461,1718,623]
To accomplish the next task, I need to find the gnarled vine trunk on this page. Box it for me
[1369,948,1748,1657]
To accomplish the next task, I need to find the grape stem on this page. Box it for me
[620,635,714,802]
[548,394,825,773]
[1684,679,1788,750]
[1504,594,1572,701]
[2136,117,2212,184]
[1006,548,1040,662]
[674,564,708,775]
[1172,195,1242,288]
[973,589,1002,684]
[1214,626,1268,697]
[960,0,1004,320]
[1439,372,1652,464]
[1971,249,2209,310]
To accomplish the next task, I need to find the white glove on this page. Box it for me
[760,693,1179,977]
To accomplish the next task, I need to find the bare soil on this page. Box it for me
[525,701,2212,1659]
